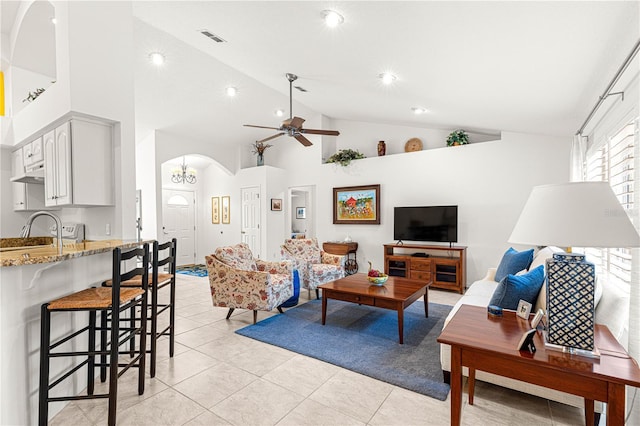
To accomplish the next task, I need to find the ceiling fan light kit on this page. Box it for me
[244,73,340,146]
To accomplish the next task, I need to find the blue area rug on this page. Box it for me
[176,264,208,277]
[236,299,452,400]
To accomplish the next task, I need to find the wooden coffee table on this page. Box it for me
[319,274,430,344]
[437,305,640,426]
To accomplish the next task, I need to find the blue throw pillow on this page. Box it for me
[495,247,534,282]
[489,265,545,310]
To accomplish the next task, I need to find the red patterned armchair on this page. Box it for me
[205,243,294,324]
[280,238,346,299]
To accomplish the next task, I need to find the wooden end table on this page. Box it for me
[319,274,430,344]
[437,305,640,426]
[322,241,359,275]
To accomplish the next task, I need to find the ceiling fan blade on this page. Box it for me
[299,128,340,136]
[244,124,281,130]
[294,134,313,147]
[257,133,285,143]
[283,116,305,129]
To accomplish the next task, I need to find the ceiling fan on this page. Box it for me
[244,73,340,146]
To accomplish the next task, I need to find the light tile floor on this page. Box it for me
[51,274,589,425]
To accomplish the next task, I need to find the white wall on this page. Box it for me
[2,2,137,241]
[327,118,498,159]
[192,117,570,285]
[135,132,157,241]
[199,161,241,260]
[272,128,570,284]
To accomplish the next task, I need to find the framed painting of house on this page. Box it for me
[212,197,220,224]
[333,184,380,224]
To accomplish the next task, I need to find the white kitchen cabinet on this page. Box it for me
[12,182,56,211]
[11,148,25,177]
[44,118,113,207]
[23,137,43,169]
[11,144,55,211]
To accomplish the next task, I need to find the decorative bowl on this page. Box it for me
[368,275,388,286]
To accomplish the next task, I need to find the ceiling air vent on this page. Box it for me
[199,30,226,43]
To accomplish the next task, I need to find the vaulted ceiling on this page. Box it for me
[132,1,639,144]
[3,2,639,153]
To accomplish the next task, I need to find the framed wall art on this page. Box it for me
[271,198,282,211]
[222,196,230,224]
[333,184,380,224]
[296,207,306,219]
[211,197,220,224]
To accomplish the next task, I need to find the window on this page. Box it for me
[585,118,638,290]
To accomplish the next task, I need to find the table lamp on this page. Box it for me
[509,182,640,356]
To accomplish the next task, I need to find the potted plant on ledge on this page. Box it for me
[446,130,470,147]
[326,149,365,166]
[251,141,273,166]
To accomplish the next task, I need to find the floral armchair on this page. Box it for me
[280,238,346,299]
[205,243,293,324]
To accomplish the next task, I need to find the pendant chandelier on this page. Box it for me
[171,156,197,184]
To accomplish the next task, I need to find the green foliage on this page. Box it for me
[446,130,470,146]
[326,149,365,166]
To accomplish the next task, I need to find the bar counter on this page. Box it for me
[0,238,153,424]
[0,239,148,267]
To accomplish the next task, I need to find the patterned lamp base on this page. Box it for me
[545,252,596,353]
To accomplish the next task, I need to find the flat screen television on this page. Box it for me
[393,206,458,243]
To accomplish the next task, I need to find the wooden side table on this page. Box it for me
[437,305,640,426]
[322,241,358,275]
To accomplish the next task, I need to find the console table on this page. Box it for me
[323,241,358,275]
[438,305,640,426]
[383,244,466,293]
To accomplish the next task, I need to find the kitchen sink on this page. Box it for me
[0,237,54,252]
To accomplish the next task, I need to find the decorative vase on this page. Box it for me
[257,153,264,166]
[377,141,386,156]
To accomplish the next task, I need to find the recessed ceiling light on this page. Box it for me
[379,72,397,85]
[149,52,165,66]
[225,86,238,97]
[322,10,344,27]
[274,109,285,117]
[412,107,427,115]
[50,17,57,25]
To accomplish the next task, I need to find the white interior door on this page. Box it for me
[241,186,261,258]
[162,189,195,266]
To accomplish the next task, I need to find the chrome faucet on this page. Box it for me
[20,211,63,255]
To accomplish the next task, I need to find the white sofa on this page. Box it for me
[440,246,630,412]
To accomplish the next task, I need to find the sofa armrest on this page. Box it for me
[321,251,346,267]
[256,259,293,275]
[482,267,497,282]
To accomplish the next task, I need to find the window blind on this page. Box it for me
[585,119,637,290]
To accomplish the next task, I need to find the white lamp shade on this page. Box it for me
[508,182,640,248]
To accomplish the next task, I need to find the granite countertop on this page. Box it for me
[0,239,153,267]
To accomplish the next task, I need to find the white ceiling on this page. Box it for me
[131,1,639,144]
[3,2,640,152]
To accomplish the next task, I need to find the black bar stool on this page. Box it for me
[149,239,177,377]
[38,244,149,426]
[102,239,177,377]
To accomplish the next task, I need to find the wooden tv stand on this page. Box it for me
[383,243,467,293]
